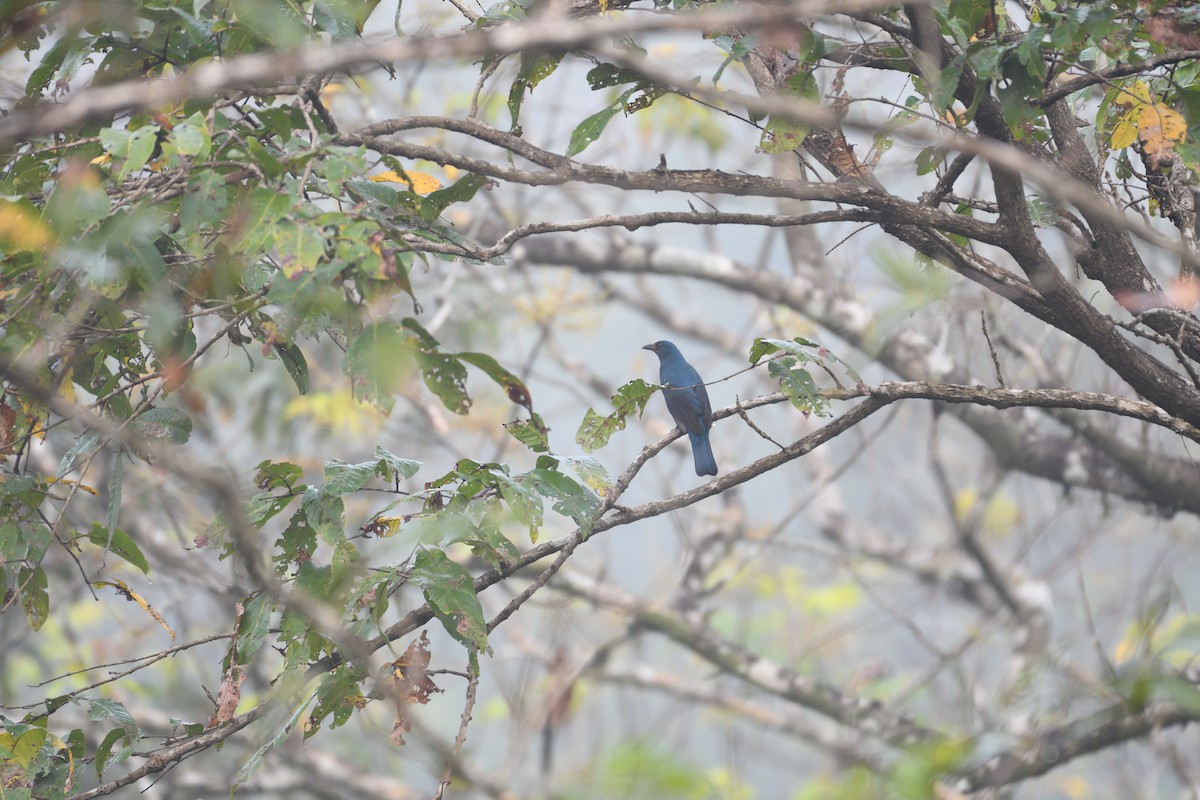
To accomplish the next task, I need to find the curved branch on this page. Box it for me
[401,209,889,261]
[1039,50,1200,107]
[66,705,269,800]
[511,233,1200,516]
[854,382,1200,442]
[558,568,936,747]
[335,125,1009,247]
[960,700,1200,790]
[309,395,892,680]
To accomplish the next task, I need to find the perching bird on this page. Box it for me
[643,340,718,476]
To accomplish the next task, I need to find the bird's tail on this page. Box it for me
[689,432,718,476]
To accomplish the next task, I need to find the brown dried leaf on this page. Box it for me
[0,403,16,455]
[376,631,443,745]
[388,717,411,745]
[207,667,245,727]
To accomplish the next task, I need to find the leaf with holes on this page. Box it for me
[344,322,415,413]
[411,548,488,651]
[576,379,657,453]
[131,407,192,445]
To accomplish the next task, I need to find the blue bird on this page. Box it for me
[643,340,718,476]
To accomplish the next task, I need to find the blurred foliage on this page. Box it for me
[2,0,1200,796]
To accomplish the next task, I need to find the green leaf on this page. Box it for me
[527,467,601,534]
[452,504,521,567]
[236,593,274,664]
[130,407,192,445]
[232,188,293,254]
[758,71,819,153]
[274,223,325,277]
[931,53,967,111]
[86,522,149,575]
[313,0,381,38]
[343,321,415,413]
[576,378,657,453]
[769,358,828,416]
[26,34,97,96]
[373,446,422,481]
[273,508,318,570]
[254,460,304,491]
[10,727,47,768]
[57,431,103,478]
[230,0,312,48]
[306,666,364,738]
[566,87,638,157]
[400,316,440,348]
[100,126,159,180]
[758,115,810,154]
[322,459,377,497]
[86,697,137,734]
[417,351,471,414]
[508,53,563,130]
[95,728,130,779]
[750,337,851,412]
[561,455,611,496]
[997,58,1044,134]
[420,174,490,222]
[1157,675,1200,716]
[456,350,533,410]
[915,145,945,176]
[302,488,345,544]
[106,450,123,543]
[247,491,298,528]
[496,474,544,542]
[412,548,488,652]
[274,343,310,394]
[504,412,549,453]
[586,63,644,90]
[18,566,48,631]
[170,113,211,158]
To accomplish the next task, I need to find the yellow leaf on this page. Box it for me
[89,153,112,165]
[44,477,98,495]
[1052,776,1090,800]
[953,487,977,522]
[1110,113,1139,149]
[981,493,1020,538]
[804,582,862,615]
[57,372,75,404]
[283,389,387,436]
[370,169,441,194]
[0,201,55,252]
[1139,104,1187,157]
[1113,624,1139,665]
[321,81,349,98]
[1113,79,1152,110]
[94,579,176,639]
[368,516,404,537]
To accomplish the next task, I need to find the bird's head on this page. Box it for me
[642,340,679,357]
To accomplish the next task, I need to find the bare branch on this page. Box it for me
[0,0,877,146]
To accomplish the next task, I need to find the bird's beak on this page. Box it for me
[641,344,654,351]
